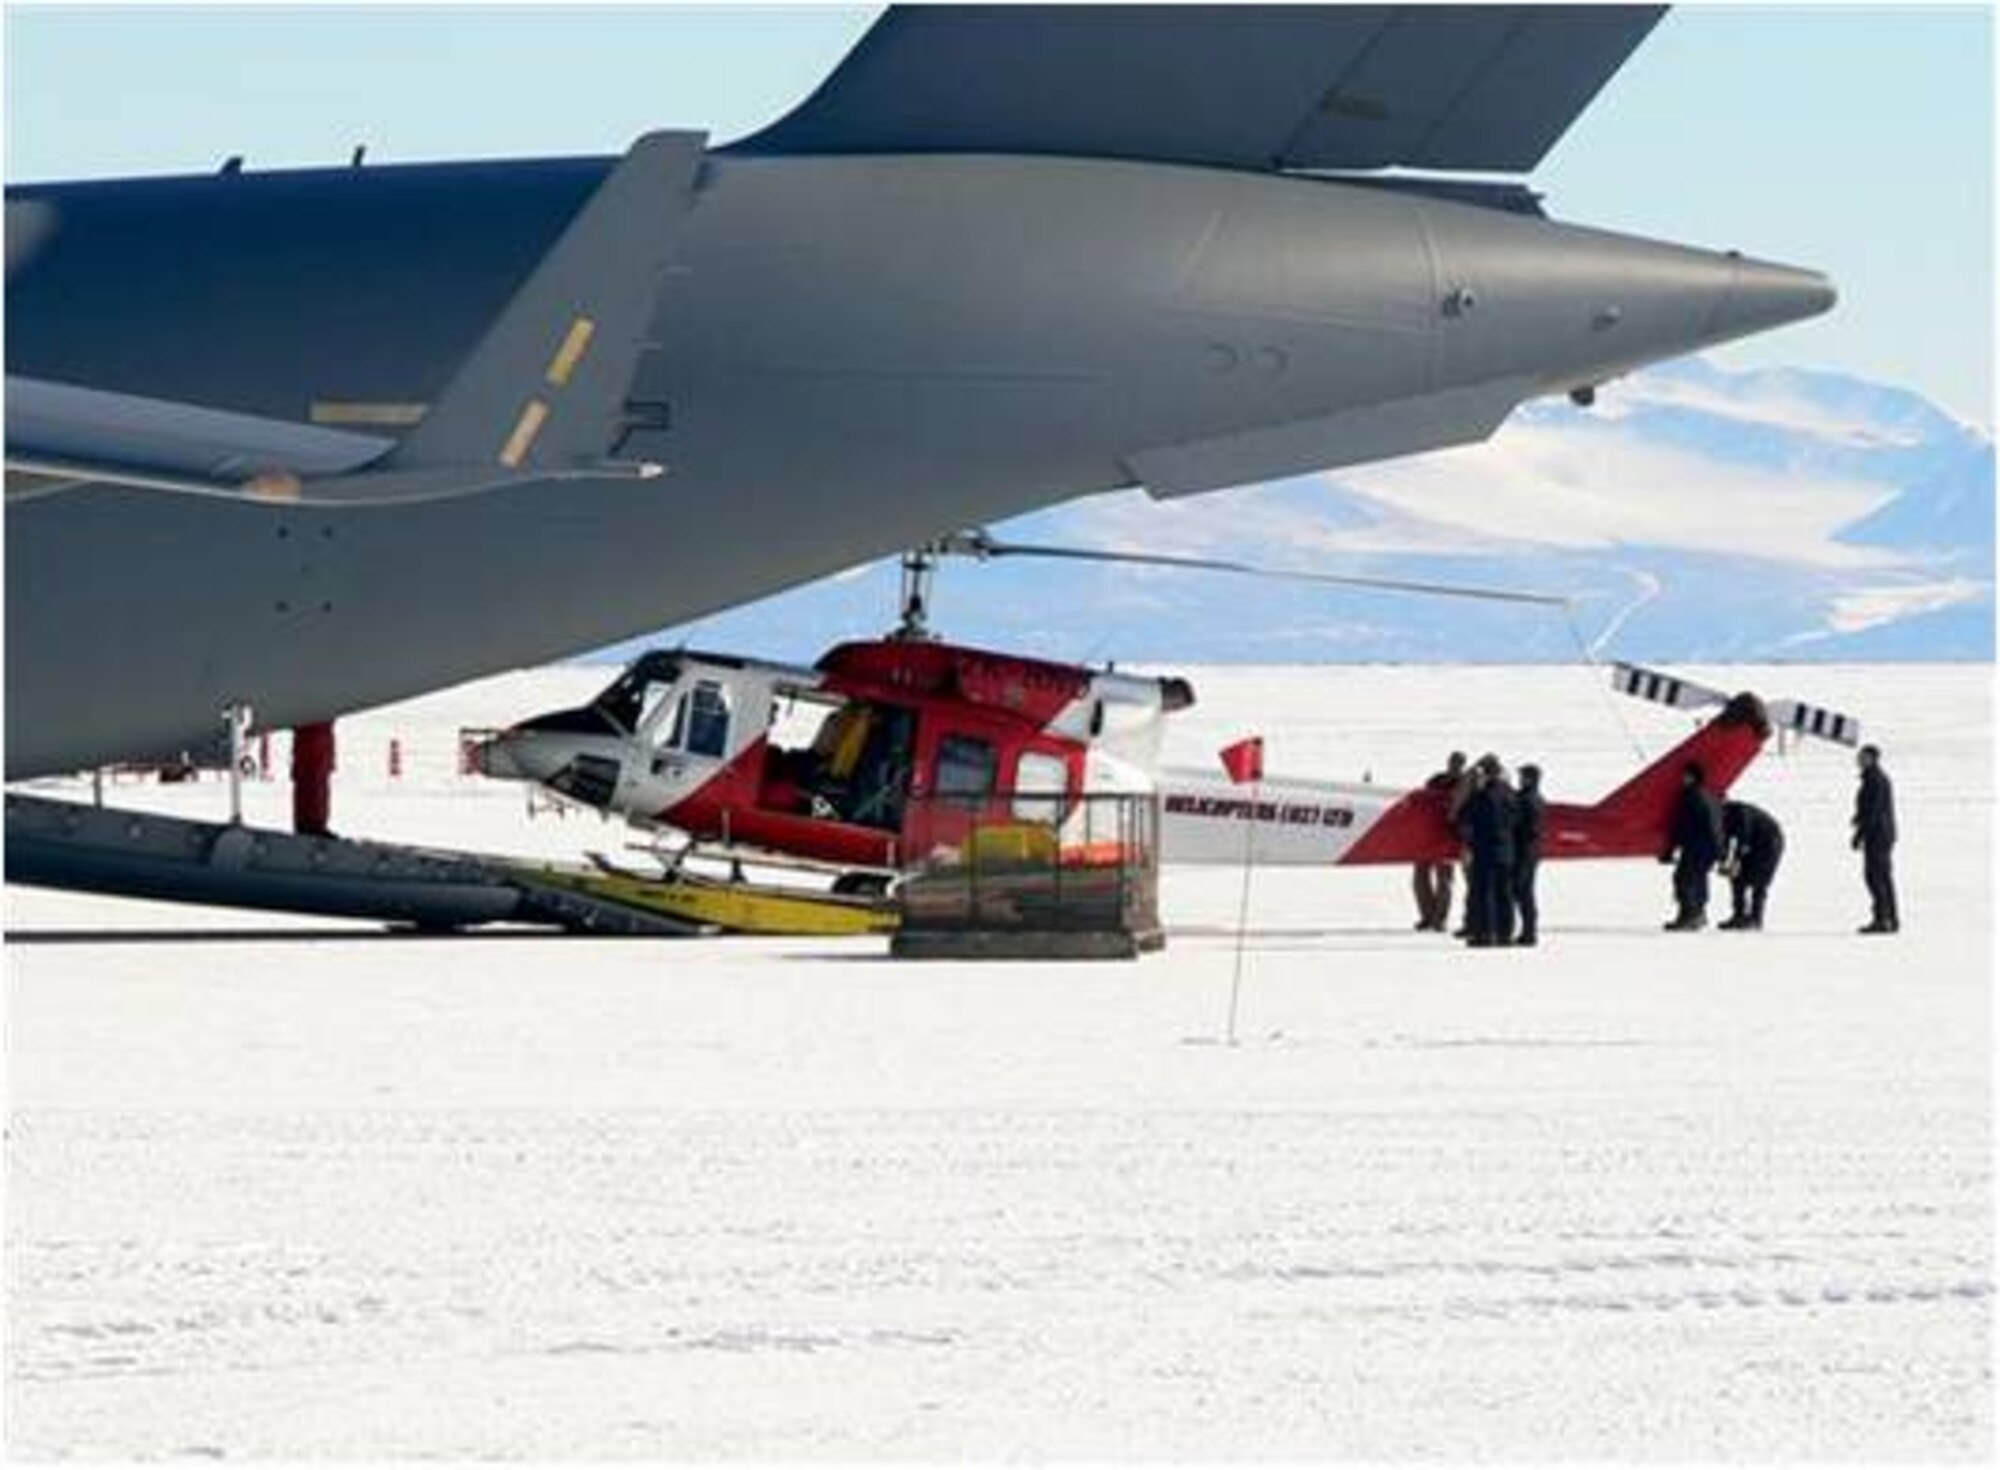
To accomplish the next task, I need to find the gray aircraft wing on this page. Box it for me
[1,377,623,506]
[1128,376,1541,497]
[733,4,1667,174]
[5,376,395,502]
[4,129,706,507]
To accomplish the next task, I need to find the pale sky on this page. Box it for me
[5,2,1993,426]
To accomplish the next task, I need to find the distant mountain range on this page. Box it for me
[617,356,1994,665]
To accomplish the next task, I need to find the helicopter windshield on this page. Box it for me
[592,652,683,735]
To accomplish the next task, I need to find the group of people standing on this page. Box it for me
[1660,763,1784,931]
[1412,751,1543,948]
[1413,744,1901,942]
[1659,744,1899,934]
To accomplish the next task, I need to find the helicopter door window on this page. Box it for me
[659,691,689,751]
[843,706,918,832]
[935,735,999,802]
[1012,751,1069,824]
[684,680,731,758]
[635,682,676,734]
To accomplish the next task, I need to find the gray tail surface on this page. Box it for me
[389,129,707,477]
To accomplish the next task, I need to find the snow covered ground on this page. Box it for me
[6,664,1991,1458]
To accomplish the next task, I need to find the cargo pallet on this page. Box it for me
[890,793,1164,960]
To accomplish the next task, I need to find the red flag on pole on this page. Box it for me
[1219,734,1266,1046]
[1219,735,1264,786]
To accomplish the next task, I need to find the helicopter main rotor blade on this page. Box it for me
[935,531,1571,608]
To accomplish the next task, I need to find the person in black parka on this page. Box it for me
[1719,800,1785,931]
[1662,760,1723,931]
[1512,763,1546,947]
[1852,744,1900,934]
[1457,754,1518,948]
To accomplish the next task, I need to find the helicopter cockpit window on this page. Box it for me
[595,654,682,734]
[936,735,999,801]
[684,680,731,758]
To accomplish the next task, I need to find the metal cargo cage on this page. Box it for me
[892,791,1164,960]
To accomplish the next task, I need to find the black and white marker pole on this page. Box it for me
[222,703,255,827]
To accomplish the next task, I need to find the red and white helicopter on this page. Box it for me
[471,533,1859,880]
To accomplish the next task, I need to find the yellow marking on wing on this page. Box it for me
[545,317,596,388]
[244,472,303,503]
[309,400,429,427]
[499,400,551,469]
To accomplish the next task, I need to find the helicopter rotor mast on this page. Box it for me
[894,545,943,640]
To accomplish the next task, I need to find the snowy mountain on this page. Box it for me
[626,357,1993,665]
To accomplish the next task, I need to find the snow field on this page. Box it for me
[6,663,1991,1457]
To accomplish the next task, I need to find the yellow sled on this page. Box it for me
[513,862,898,937]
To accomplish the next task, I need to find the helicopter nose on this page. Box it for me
[471,705,617,783]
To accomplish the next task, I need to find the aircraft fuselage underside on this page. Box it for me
[5,152,1830,775]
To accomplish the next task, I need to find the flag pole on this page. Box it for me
[1216,735,1264,1047]
[1226,778,1259,1047]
